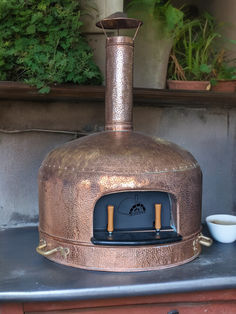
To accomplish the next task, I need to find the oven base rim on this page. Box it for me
[37,231,202,272]
[42,251,201,272]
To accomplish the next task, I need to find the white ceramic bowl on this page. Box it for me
[206,214,236,243]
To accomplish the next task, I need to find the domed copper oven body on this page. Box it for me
[38,130,202,271]
[37,17,204,271]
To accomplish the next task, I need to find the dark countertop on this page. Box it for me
[0,227,235,302]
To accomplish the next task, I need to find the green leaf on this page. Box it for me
[20,10,32,16]
[31,12,43,23]
[39,86,50,93]
[38,25,47,32]
[165,5,184,32]
[26,25,36,34]
[37,3,47,11]
[126,0,156,17]
[200,64,212,73]
[44,16,53,25]
[210,78,217,86]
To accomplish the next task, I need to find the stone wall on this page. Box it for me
[0,94,235,228]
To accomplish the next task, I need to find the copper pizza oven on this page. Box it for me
[37,14,212,272]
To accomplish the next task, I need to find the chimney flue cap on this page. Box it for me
[96,12,143,30]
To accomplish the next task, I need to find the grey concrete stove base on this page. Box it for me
[0,226,235,302]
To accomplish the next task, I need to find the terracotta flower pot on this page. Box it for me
[167,80,211,91]
[211,80,236,92]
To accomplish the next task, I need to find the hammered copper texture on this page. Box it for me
[38,230,201,272]
[38,131,202,271]
[38,33,202,271]
[105,37,133,131]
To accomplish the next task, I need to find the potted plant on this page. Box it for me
[211,50,236,92]
[167,11,220,91]
[0,0,102,93]
[125,0,184,89]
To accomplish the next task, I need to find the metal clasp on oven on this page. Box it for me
[198,233,213,247]
[36,239,70,258]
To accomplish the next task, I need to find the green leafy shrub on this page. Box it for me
[214,64,236,81]
[0,0,102,92]
[211,49,236,85]
[168,12,221,81]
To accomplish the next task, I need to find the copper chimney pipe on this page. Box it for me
[97,13,142,131]
[105,36,134,131]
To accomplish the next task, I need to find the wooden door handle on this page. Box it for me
[155,204,162,231]
[107,205,114,234]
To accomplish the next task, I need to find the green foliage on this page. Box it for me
[215,65,236,80]
[168,12,221,81]
[0,0,102,92]
[211,50,236,85]
[125,0,184,39]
